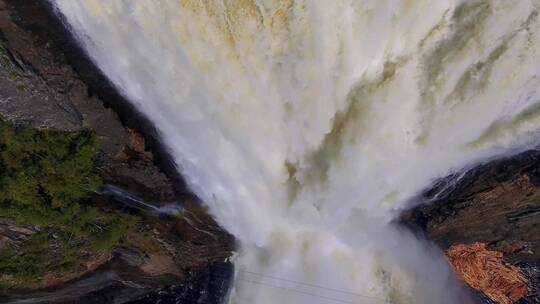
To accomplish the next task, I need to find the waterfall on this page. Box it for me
[50,1,540,303]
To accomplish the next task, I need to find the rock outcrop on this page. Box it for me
[447,243,531,304]
[0,218,37,251]
[403,149,540,303]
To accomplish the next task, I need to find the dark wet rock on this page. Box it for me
[14,262,235,304]
[402,149,540,262]
[402,149,540,303]
[127,262,234,304]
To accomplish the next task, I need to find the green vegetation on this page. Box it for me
[0,232,82,287]
[0,120,137,288]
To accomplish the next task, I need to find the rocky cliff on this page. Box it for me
[403,149,540,303]
[0,1,233,303]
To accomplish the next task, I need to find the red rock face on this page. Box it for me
[446,243,531,304]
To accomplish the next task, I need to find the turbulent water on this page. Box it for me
[51,1,540,303]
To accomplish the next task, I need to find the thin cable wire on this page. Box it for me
[239,270,383,300]
[237,278,362,304]
[200,268,386,302]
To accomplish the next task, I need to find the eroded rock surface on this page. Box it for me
[447,243,531,304]
[403,149,540,303]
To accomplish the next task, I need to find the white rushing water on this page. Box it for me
[51,1,540,303]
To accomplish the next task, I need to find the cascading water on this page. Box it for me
[50,1,539,303]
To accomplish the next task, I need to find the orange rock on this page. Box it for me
[139,252,182,277]
[446,243,531,304]
[126,128,153,161]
